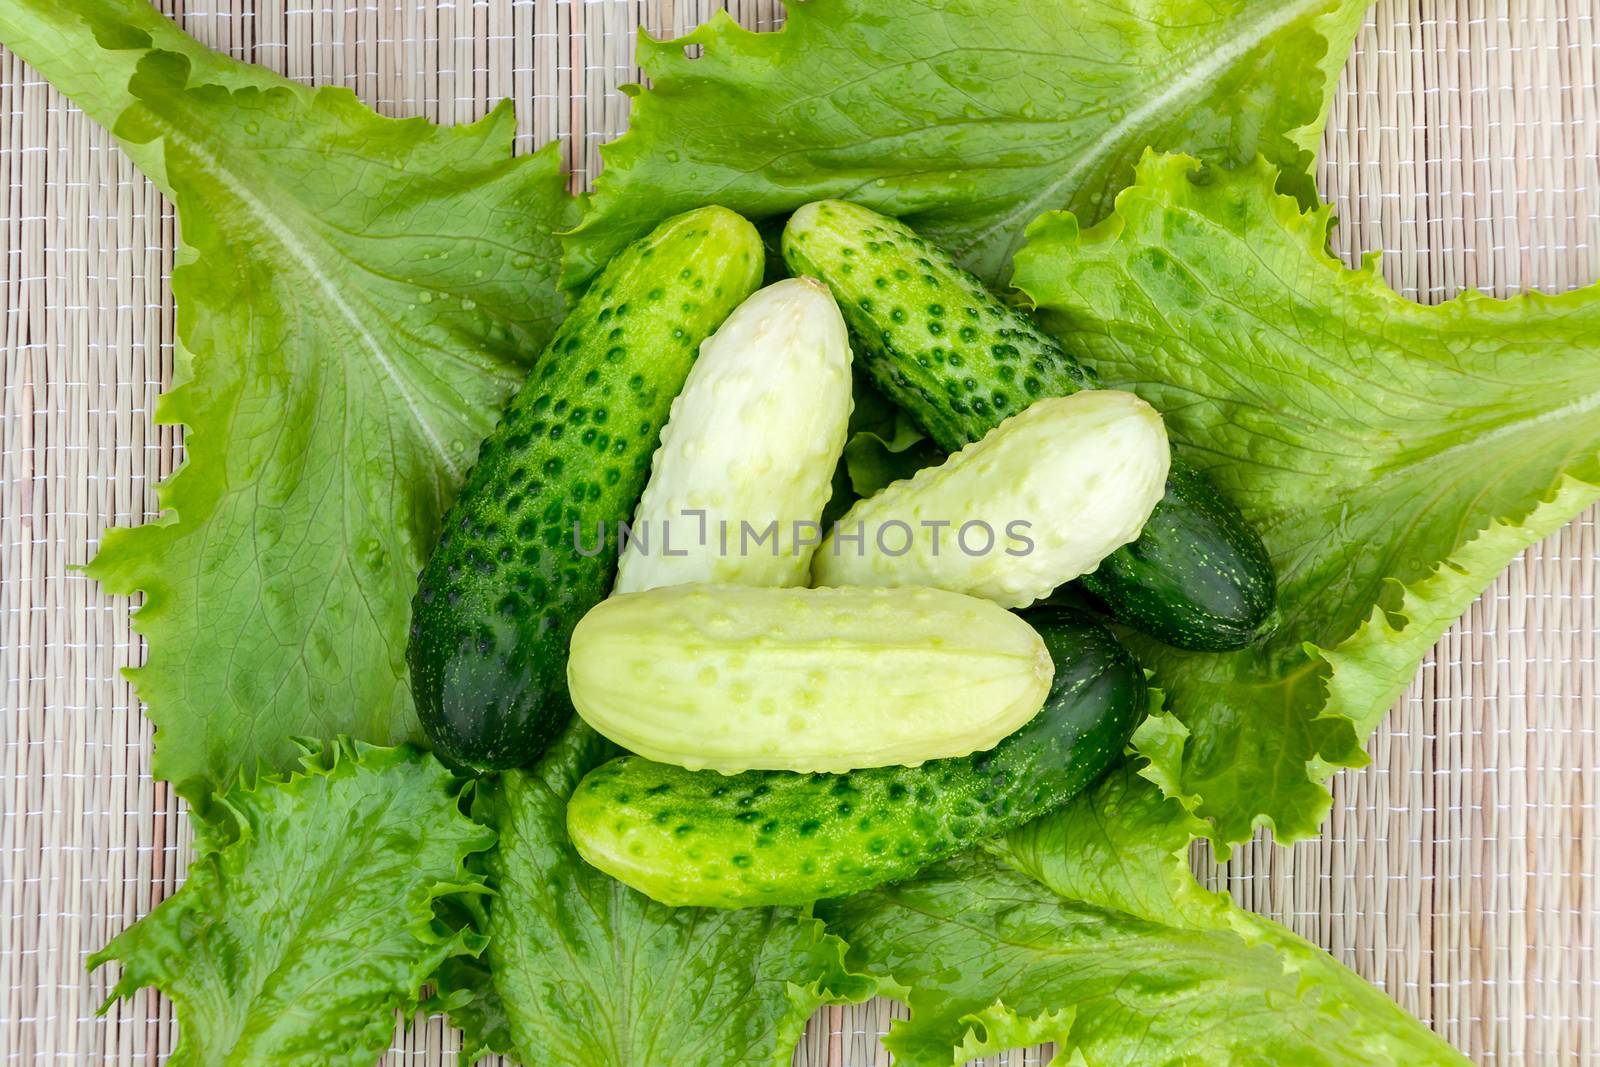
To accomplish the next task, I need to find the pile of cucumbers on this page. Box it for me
[407,201,1277,908]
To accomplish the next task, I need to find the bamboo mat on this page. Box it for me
[2,1,1598,1064]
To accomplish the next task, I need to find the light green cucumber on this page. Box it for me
[566,607,1146,907]
[565,583,1052,774]
[813,390,1170,607]
[614,277,853,593]
[408,207,764,771]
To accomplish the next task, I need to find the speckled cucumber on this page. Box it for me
[565,608,1146,908]
[1077,462,1280,648]
[408,207,764,771]
[782,199,1276,651]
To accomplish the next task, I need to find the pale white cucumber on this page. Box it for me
[813,390,1169,608]
[566,583,1052,773]
[612,277,853,594]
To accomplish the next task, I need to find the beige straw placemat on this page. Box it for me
[2,1,1597,1064]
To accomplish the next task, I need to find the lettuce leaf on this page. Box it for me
[88,742,494,1067]
[821,770,1467,1067]
[0,0,577,799]
[424,887,515,1063]
[818,152,1599,1066]
[1013,152,1600,847]
[840,377,944,499]
[454,722,876,1066]
[562,0,1370,287]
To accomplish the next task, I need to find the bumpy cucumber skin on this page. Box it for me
[408,207,764,771]
[566,583,1053,774]
[566,608,1145,908]
[783,199,1277,651]
[614,277,854,594]
[782,200,1094,451]
[814,391,1169,608]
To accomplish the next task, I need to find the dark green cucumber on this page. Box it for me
[782,198,1276,651]
[1078,463,1276,648]
[565,608,1145,907]
[408,207,764,770]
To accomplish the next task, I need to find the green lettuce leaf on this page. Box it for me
[0,0,576,799]
[424,893,515,1064]
[821,377,943,527]
[818,151,1598,1066]
[820,772,1466,1067]
[1013,152,1600,846]
[466,722,876,1067]
[88,742,494,1067]
[841,377,944,499]
[562,0,1370,287]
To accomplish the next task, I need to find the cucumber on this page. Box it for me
[782,199,1276,651]
[566,583,1052,774]
[614,277,854,594]
[566,607,1145,908]
[814,390,1169,608]
[408,207,764,771]
[1078,462,1279,648]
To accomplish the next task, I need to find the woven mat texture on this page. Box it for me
[2,1,1598,1064]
